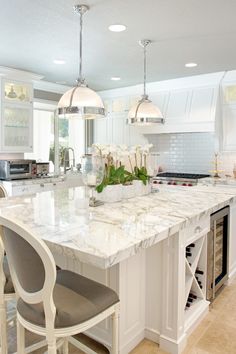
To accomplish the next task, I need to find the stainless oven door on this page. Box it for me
[207,206,229,301]
[9,161,32,179]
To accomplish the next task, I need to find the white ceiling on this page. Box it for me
[1,0,236,91]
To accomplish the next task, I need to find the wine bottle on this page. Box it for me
[189,293,197,299]
[196,269,204,275]
[186,252,192,257]
[189,243,195,247]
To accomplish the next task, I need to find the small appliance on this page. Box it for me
[0,159,36,180]
[35,162,50,177]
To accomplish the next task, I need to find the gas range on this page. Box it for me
[152,172,210,187]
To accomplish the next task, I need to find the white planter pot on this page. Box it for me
[141,182,151,195]
[97,184,122,203]
[122,184,136,199]
[133,180,143,197]
[133,180,151,196]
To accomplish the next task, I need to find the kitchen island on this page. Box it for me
[0,185,236,354]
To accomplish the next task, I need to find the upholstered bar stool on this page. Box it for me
[0,186,47,354]
[1,218,120,354]
[0,185,15,354]
[0,235,15,354]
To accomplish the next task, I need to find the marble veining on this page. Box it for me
[0,185,235,269]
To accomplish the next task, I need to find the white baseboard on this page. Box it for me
[159,333,187,354]
[144,327,160,343]
[119,329,145,354]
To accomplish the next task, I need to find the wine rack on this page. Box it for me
[184,231,209,330]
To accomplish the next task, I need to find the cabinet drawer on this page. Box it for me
[184,217,210,245]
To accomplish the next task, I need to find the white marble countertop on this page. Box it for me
[0,176,65,186]
[0,185,235,269]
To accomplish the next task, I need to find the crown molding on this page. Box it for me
[34,80,72,94]
[0,66,44,82]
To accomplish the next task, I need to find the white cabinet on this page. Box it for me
[222,105,236,151]
[139,86,218,134]
[94,101,148,146]
[0,78,33,152]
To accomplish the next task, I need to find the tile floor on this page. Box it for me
[9,278,236,354]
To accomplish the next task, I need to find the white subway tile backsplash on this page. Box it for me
[146,132,215,174]
[146,132,236,176]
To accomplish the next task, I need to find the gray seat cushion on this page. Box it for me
[17,270,119,328]
[3,255,14,294]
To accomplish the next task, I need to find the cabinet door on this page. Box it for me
[94,117,108,144]
[1,103,33,152]
[2,79,33,104]
[222,106,236,151]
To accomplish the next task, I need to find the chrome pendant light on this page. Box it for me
[57,4,105,119]
[127,40,164,125]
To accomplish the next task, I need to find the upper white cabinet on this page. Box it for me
[221,105,236,151]
[0,67,43,153]
[0,78,34,152]
[93,72,227,144]
[142,86,218,134]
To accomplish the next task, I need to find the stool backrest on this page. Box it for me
[1,217,57,328]
[0,185,7,295]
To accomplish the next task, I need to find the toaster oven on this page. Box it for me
[0,159,36,180]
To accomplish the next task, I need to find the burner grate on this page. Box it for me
[156,172,210,179]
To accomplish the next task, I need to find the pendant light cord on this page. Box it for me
[143,43,147,97]
[79,11,83,84]
[74,4,89,85]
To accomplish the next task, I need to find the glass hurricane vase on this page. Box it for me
[81,154,104,207]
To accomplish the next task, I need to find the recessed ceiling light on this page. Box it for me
[53,59,66,65]
[111,77,121,81]
[185,62,198,68]
[108,24,126,32]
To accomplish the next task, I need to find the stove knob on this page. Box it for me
[159,181,163,184]
[153,180,158,184]
[182,183,187,186]
[167,182,172,185]
[188,183,193,187]
[172,182,177,185]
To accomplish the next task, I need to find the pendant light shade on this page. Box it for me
[57,5,105,119]
[128,40,164,126]
[58,85,105,119]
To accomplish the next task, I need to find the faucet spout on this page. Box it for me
[63,147,75,174]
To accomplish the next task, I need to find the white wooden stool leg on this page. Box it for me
[63,338,69,354]
[47,336,57,354]
[0,304,7,354]
[111,310,119,354]
[17,318,25,354]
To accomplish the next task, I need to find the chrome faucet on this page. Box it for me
[63,147,75,174]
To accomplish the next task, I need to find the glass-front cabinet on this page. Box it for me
[0,79,33,152]
[3,80,33,104]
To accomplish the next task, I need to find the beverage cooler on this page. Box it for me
[207,206,229,301]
